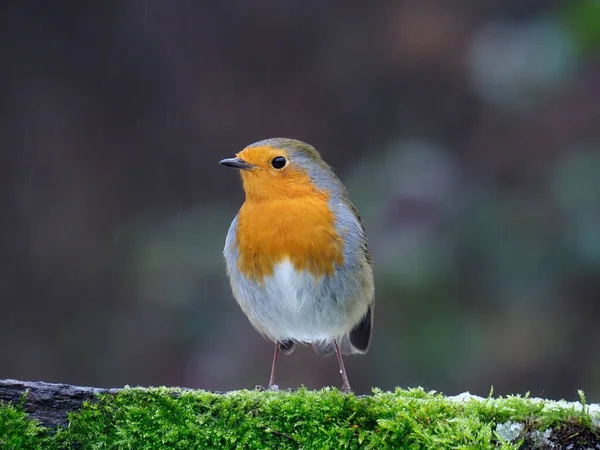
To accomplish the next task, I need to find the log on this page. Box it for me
[2,378,599,448]
[0,379,120,428]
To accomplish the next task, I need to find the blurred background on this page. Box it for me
[1,0,599,401]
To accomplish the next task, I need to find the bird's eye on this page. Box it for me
[271,156,287,169]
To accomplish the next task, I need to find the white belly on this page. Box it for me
[234,259,366,343]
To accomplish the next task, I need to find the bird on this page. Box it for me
[220,138,374,393]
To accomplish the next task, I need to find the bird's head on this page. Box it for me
[220,138,342,201]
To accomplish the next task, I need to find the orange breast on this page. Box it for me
[235,191,344,282]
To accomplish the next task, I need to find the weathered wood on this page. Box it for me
[0,379,120,427]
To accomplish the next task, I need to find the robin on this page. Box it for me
[220,138,374,393]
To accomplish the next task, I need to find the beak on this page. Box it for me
[219,157,253,170]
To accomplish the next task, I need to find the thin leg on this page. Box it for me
[268,342,279,390]
[333,339,352,393]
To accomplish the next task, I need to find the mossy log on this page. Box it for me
[0,379,121,427]
[1,378,599,449]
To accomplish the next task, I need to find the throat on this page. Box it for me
[235,196,344,281]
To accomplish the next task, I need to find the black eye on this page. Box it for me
[271,156,286,169]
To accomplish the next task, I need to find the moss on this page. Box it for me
[0,400,54,450]
[1,387,599,449]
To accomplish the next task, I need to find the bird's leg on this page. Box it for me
[267,342,280,391]
[333,339,352,393]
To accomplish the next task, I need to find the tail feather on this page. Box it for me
[349,304,372,353]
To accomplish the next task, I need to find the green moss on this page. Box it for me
[0,400,54,450]
[1,387,598,449]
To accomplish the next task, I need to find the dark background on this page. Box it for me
[1,1,599,401]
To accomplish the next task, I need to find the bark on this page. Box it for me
[0,379,120,427]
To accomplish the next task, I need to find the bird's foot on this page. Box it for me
[255,384,280,392]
